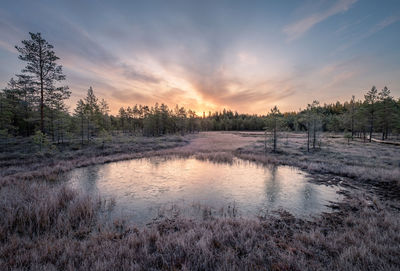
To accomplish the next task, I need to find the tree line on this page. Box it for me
[1,32,400,147]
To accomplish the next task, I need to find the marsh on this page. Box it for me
[65,156,343,224]
[1,132,400,270]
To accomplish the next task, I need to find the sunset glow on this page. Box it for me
[1,0,399,114]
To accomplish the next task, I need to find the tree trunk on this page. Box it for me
[382,107,387,140]
[313,119,316,149]
[57,116,60,144]
[61,117,64,144]
[351,114,354,140]
[369,113,373,142]
[39,41,44,134]
[307,122,310,152]
[40,83,44,133]
[81,116,84,145]
[50,110,55,142]
[24,92,29,137]
[87,118,90,143]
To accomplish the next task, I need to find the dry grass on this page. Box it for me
[0,181,399,270]
[177,131,256,152]
[0,182,103,241]
[0,135,189,183]
[1,132,400,270]
[235,132,400,197]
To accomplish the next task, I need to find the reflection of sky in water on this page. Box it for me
[66,157,343,225]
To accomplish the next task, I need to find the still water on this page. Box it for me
[66,157,343,224]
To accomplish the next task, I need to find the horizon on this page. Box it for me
[1,0,400,114]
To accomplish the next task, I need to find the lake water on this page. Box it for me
[66,156,343,225]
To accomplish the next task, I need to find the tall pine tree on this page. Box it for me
[15,32,69,133]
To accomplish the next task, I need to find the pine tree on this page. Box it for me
[15,32,69,133]
[377,86,394,140]
[74,99,86,145]
[364,86,378,142]
[265,106,282,152]
[84,87,99,141]
[350,95,356,140]
[118,107,127,133]
[99,98,110,131]
[305,101,321,151]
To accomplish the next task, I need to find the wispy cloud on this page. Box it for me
[335,15,400,52]
[370,15,400,34]
[1,0,399,114]
[0,19,24,53]
[0,40,15,53]
[120,63,162,84]
[283,0,357,41]
[322,71,357,90]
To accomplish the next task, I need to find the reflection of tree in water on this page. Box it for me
[78,165,101,193]
[299,183,322,213]
[149,157,161,169]
[263,165,281,209]
[148,156,171,170]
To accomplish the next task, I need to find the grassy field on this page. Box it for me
[235,132,400,197]
[0,135,190,182]
[1,132,399,270]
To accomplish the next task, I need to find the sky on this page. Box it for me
[1,0,400,115]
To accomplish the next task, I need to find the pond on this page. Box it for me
[65,156,343,225]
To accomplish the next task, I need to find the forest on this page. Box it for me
[1,32,399,149]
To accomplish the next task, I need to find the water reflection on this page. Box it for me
[66,157,343,224]
[78,166,100,192]
[264,165,281,208]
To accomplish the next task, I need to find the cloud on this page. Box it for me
[0,40,15,53]
[322,71,357,90]
[369,15,400,34]
[183,67,300,113]
[0,19,24,53]
[111,89,150,104]
[2,0,399,114]
[220,87,296,108]
[0,1,346,114]
[283,0,357,41]
[119,63,162,84]
[335,15,400,52]
[110,87,205,113]
[55,20,162,84]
